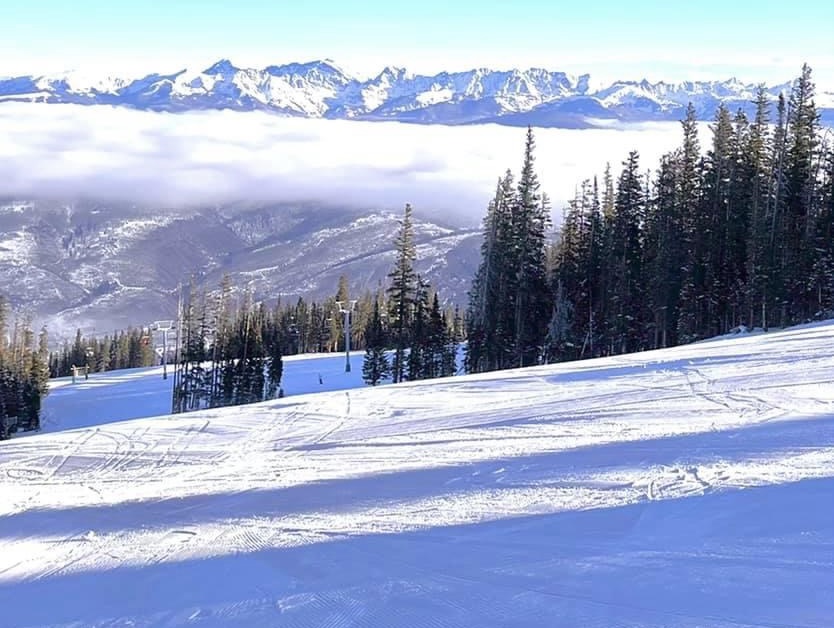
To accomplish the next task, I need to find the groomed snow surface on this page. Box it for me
[2,324,834,627]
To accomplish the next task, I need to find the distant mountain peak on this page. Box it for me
[203,59,239,75]
[373,65,409,80]
[202,59,241,76]
[266,59,347,73]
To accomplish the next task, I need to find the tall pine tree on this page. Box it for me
[387,203,417,383]
[362,299,390,386]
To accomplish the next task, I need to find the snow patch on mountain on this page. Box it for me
[109,217,177,249]
[0,230,35,266]
[0,202,34,214]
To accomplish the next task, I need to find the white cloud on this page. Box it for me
[0,104,690,224]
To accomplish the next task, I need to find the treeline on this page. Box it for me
[172,279,285,412]
[467,63,834,371]
[173,205,466,413]
[47,286,361,379]
[0,298,49,439]
[49,327,156,377]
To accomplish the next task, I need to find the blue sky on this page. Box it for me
[1,0,832,86]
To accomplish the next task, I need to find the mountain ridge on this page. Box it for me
[3,59,832,127]
[0,200,480,337]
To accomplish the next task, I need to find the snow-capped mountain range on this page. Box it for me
[2,60,832,127]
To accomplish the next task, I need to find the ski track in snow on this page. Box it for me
[1,326,834,626]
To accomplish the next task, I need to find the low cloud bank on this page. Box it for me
[0,104,691,224]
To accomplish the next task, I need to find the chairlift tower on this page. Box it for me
[84,346,94,380]
[335,300,358,373]
[150,320,175,380]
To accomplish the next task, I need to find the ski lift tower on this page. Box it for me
[335,300,358,372]
[84,346,94,380]
[150,320,175,380]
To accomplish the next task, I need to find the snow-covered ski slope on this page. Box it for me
[37,350,372,433]
[2,324,834,627]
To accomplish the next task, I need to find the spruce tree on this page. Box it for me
[783,63,820,321]
[467,129,550,371]
[608,150,646,352]
[643,153,684,348]
[426,293,450,378]
[745,85,774,328]
[0,299,48,438]
[466,172,516,373]
[387,203,417,383]
[700,103,740,336]
[543,279,574,362]
[677,103,706,342]
[512,127,550,367]
[767,92,790,329]
[264,306,284,399]
[407,278,429,381]
[362,300,390,386]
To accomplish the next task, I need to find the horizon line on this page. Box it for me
[1,57,819,90]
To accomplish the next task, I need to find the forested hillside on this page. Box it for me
[467,64,833,370]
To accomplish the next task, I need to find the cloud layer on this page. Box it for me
[0,104,691,224]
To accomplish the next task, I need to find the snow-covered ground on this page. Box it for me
[38,350,371,433]
[1,325,833,627]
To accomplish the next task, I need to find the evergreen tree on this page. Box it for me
[467,128,550,371]
[387,203,417,383]
[550,190,582,359]
[543,279,574,362]
[264,306,284,400]
[362,300,390,386]
[643,154,684,348]
[407,277,430,380]
[512,127,550,366]
[783,63,820,321]
[767,92,790,329]
[0,299,48,438]
[745,85,774,328]
[608,150,646,353]
[700,103,742,336]
[466,172,516,373]
[426,293,452,378]
[818,141,834,314]
[677,103,706,342]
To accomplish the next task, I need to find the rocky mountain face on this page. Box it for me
[0,201,480,339]
[3,60,831,127]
